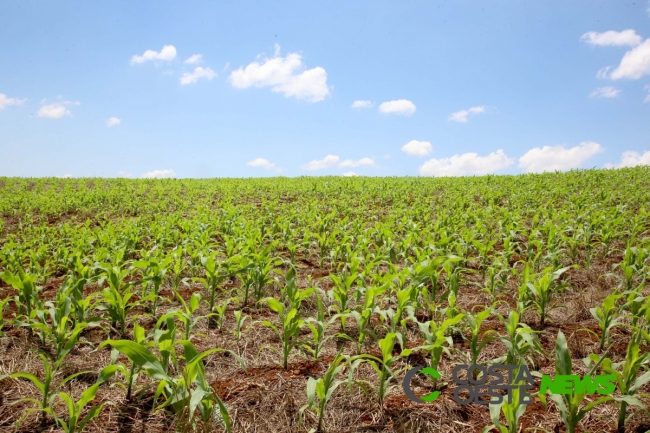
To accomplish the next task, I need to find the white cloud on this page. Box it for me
[180,67,216,85]
[301,155,340,170]
[378,99,416,116]
[131,45,177,64]
[38,101,79,119]
[605,150,650,168]
[518,141,603,173]
[246,157,283,172]
[184,54,202,64]
[596,66,612,79]
[351,100,373,108]
[117,171,133,178]
[610,39,650,80]
[339,157,376,168]
[229,45,329,102]
[301,154,377,170]
[448,106,485,123]
[581,30,642,47]
[57,174,73,178]
[589,86,621,98]
[141,169,176,178]
[645,85,650,103]
[0,93,26,110]
[401,140,432,157]
[342,171,358,177]
[419,150,513,177]
[106,117,121,127]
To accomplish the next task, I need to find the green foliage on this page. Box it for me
[299,353,348,432]
[540,331,615,433]
[260,296,305,369]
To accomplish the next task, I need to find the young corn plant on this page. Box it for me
[133,254,172,317]
[328,261,360,332]
[65,255,101,326]
[260,297,305,369]
[173,291,215,340]
[299,353,348,433]
[347,333,412,409]
[590,292,623,351]
[0,296,8,336]
[50,378,112,433]
[376,285,415,347]
[232,309,249,342]
[344,287,378,355]
[103,339,245,432]
[462,307,498,370]
[586,331,650,433]
[30,290,88,369]
[10,353,100,426]
[303,292,337,360]
[106,322,150,401]
[526,266,570,326]
[482,366,529,433]
[96,263,141,337]
[0,266,41,325]
[151,313,179,373]
[194,252,242,319]
[415,313,464,388]
[63,277,100,328]
[494,311,544,367]
[540,331,622,433]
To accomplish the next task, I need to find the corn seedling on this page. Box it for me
[348,333,412,409]
[586,330,650,433]
[526,266,570,326]
[260,297,305,369]
[590,292,623,351]
[540,331,621,433]
[299,353,348,433]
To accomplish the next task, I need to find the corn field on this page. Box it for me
[0,168,649,433]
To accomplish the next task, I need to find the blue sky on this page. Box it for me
[1,0,649,178]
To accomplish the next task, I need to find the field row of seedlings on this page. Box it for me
[0,169,649,432]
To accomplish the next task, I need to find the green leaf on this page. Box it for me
[100,340,170,382]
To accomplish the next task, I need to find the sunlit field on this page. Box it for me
[1,168,649,433]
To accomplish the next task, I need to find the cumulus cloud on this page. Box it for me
[184,54,203,64]
[301,155,340,170]
[37,100,79,119]
[401,140,432,157]
[518,141,603,173]
[342,171,358,177]
[351,100,373,108]
[378,99,416,116]
[581,30,642,47]
[301,155,377,170]
[106,117,121,127]
[605,150,650,168]
[141,169,176,178]
[448,106,486,123]
[117,171,133,178]
[131,45,177,64]
[246,157,283,172]
[0,93,26,110]
[419,150,513,177]
[610,39,650,80]
[180,67,216,85]
[229,45,330,102]
[645,85,650,103]
[589,86,621,98]
[339,157,376,168]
